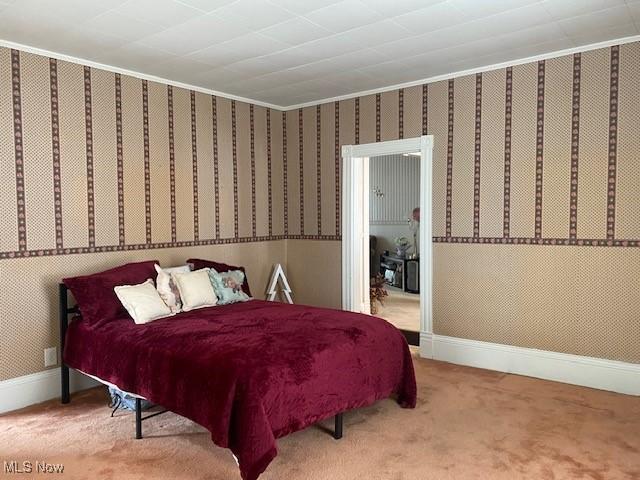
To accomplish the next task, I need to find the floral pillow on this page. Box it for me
[154,264,191,313]
[208,269,251,305]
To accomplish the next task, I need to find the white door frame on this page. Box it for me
[341,135,434,342]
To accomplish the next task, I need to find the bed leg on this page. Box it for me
[334,413,343,440]
[59,283,70,405]
[61,364,70,404]
[135,399,142,439]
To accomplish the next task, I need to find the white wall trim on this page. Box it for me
[4,336,635,414]
[420,333,640,396]
[0,38,282,111]
[0,368,99,414]
[342,136,433,336]
[283,35,640,110]
[3,35,638,111]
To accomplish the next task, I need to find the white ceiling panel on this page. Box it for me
[190,66,248,88]
[320,69,377,86]
[541,0,627,19]
[45,29,130,61]
[224,56,288,77]
[445,37,574,71]
[556,4,631,37]
[265,0,342,15]
[366,0,446,17]
[152,56,216,78]
[9,0,128,24]
[0,7,72,46]
[304,0,384,32]
[0,0,637,107]
[172,0,237,13]
[212,0,296,30]
[188,33,290,67]
[138,15,251,55]
[476,3,557,35]
[95,42,178,70]
[449,0,542,18]
[230,69,316,93]
[630,0,640,23]
[393,2,471,33]
[114,0,202,27]
[569,21,637,45]
[259,17,334,45]
[298,48,394,75]
[83,11,166,42]
[343,20,414,47]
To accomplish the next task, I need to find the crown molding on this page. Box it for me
[281,35,640,110]
[2,35,638,112]
[0,38,283,111]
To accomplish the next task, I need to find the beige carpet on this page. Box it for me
[376,287,420,332]
[1,353,639,480]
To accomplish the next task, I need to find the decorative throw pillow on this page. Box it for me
[208,269,251,305]
[172,268,218,311]
[63,260,158,325]
[114,279,174,324]
[154,264,191,313]
[187,258,252,296]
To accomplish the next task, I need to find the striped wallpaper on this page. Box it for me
[0,51,292,260]
[284,43,638,248]
[0,43,640,258]
[369,154,420,225]
[2,43,638,262]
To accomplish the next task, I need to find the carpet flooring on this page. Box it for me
[1,353,639,480]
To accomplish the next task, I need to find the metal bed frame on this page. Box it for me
[59,283,344,440]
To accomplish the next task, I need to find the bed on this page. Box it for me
[59,261,417,480]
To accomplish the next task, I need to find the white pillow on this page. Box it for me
[114,279,174,324]
[154,264,191,313]
[172,268,218,311]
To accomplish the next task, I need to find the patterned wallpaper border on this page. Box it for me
[433,236,638,247]
[2,44,639,261]
[0,235,343,260]
[2,233,638,260]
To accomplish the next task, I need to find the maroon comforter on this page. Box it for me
[64,300,416,479]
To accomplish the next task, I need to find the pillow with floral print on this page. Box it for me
[154,264,191,313]
[208,269,251,305]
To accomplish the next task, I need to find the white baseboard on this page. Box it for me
[420,333,639,396]
[0,368,100,414]
[3,336,637,414]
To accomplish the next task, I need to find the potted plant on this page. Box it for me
[370,273,388,315]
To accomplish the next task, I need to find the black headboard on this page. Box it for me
[59,283,79,404]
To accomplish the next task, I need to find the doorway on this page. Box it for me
[341,136,433,349]
[370,152,420,342]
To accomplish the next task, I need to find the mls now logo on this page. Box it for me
[4,460,64,474]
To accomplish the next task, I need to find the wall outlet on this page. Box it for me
[44,347,58,367]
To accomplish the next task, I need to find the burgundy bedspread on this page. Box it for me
[64,300,417,480]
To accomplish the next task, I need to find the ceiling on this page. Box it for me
[1,0,638,108]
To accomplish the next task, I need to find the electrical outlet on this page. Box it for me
[44,347,58,367]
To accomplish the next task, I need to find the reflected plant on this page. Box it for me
[370,273,388,315]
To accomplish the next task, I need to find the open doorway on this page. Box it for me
[369,153,421,342]
[341,136,433,350]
